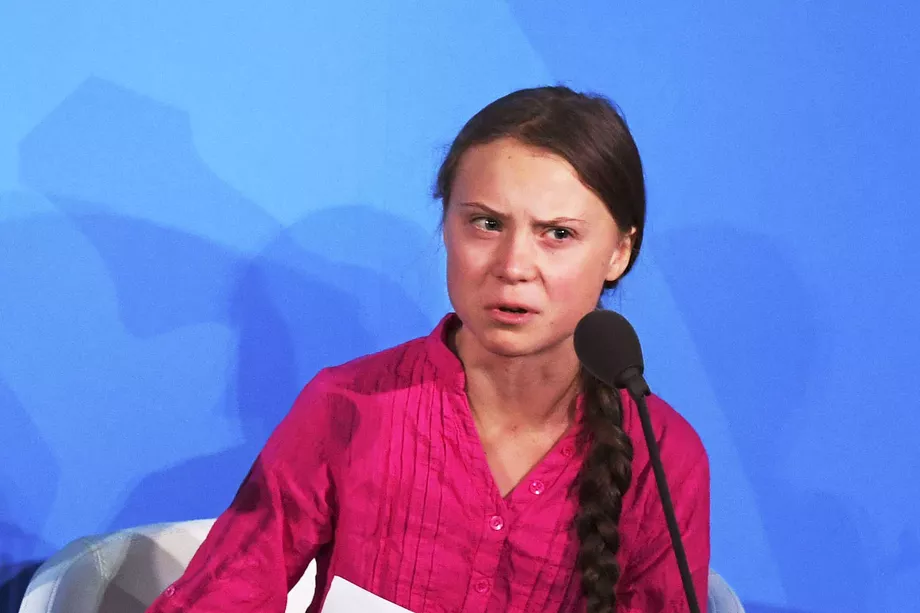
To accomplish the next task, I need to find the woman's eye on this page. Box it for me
[549,227,572,240]
[472,217,501,231]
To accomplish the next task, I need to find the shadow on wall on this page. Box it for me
[88,206,433,531]
[655,226,870,613]
[0,379,58,613]
[2,76,435,611]
[0,558,43,613]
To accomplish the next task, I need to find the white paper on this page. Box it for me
[322,575,414,612]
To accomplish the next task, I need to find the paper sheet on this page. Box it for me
[322,575,414,612]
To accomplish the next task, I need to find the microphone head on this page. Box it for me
[573,309,645,389]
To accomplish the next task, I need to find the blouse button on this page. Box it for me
[474,579,490,594]
[164,585,176,597]
[561,444,574,458]
[529,480,545,496]
[489,515,504,531]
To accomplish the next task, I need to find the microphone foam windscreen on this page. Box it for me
[573,309,644,387]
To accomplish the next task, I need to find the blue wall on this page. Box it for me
[1,2,918,612]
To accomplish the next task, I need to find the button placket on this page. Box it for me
[464,508,508,610]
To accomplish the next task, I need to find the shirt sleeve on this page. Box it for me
[146,370,340,613]
[617,395,712,613]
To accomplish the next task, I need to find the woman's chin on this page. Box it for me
[476,329,546,358]
[455,314,566,359]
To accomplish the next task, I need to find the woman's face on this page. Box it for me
[443,137,633,359]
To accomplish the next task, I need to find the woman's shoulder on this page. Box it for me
[319,336,430,391]
[308,314,460,396]
[620,390,708,464]
[274,334,436,456]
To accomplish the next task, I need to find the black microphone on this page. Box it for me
[574,309,702,613]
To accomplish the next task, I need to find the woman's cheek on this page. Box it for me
[546,259,606,305]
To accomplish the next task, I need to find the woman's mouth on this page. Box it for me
[487,305,536,324]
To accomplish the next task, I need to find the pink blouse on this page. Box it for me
[146,314,710,612]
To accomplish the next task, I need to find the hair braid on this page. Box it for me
[574,367,634,613]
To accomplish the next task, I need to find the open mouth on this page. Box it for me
[497,306,529,314]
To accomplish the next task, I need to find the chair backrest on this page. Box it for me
[20,519,743,613]
[19,519,315,613]
[708,569,746,613]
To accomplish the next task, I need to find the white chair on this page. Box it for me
[707,570,745,613]
[18,519,316,613]
[19,519,744,612]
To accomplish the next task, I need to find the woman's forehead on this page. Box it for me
[450,139,605,218]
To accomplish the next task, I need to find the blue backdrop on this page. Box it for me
[1,2,918,612]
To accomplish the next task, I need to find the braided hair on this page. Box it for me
[575,363,634,612]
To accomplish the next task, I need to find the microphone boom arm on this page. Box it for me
[624,374,702,613]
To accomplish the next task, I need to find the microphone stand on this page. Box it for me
[623,371,702,613]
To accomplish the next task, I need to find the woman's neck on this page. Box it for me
[451,325,581,431]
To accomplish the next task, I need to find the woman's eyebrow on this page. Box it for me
[456,202,585,226]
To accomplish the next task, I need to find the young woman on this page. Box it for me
[146,86,710,613]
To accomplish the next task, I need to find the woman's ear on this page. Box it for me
[605,228,636,283]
